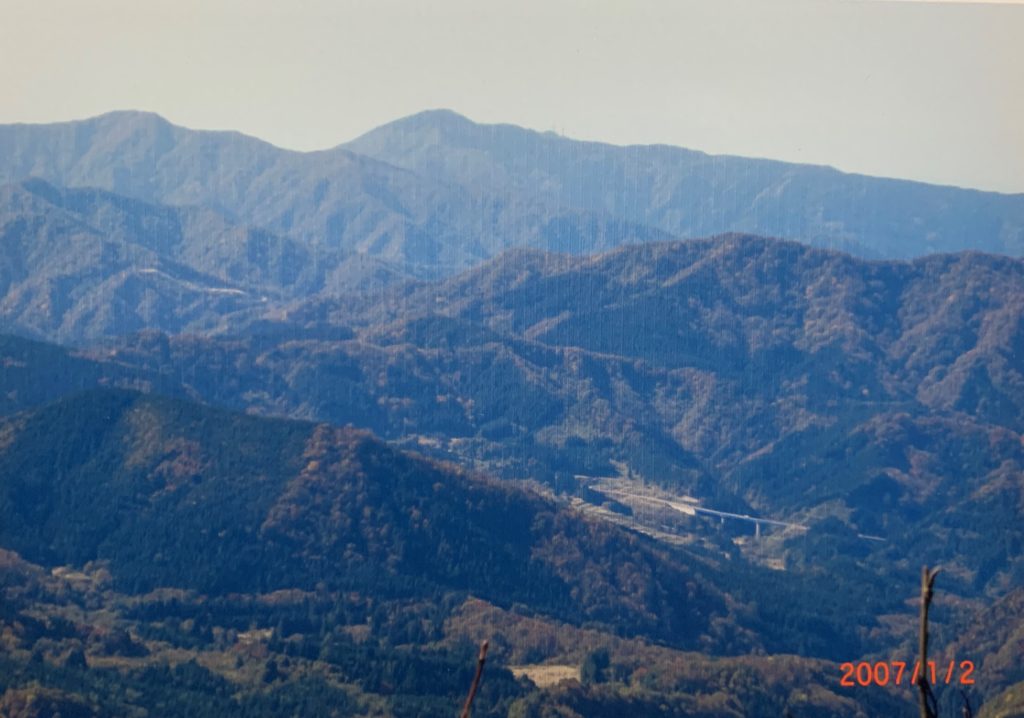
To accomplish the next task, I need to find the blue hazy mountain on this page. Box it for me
[2,110,1022,274]
[346,109,1024,259]
[0,178,430,341]
[0,111,669,274]
[1,109,1022,715]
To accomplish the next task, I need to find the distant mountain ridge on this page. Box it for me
[1,109,1022,276]
[347,109,1024,258]
[0,179,264,341]
[0,111,669,274]
[0,178,436,342]
[4,109,1024,717]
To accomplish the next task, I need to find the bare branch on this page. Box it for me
[918,566,941,718]
[960,689,973,718]
[459,640,489,718]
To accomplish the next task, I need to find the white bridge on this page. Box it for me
[603,488,884,542]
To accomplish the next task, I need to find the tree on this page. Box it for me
[581,648,610,685]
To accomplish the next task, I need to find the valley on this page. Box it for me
[0,109,1022,716]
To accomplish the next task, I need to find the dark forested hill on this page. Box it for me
[0,388,926,716]
[0,333,190,415]
[0,243,1017,713]
[0,388,735,650]
[944,588,1024,714]
[91,237,1024,603]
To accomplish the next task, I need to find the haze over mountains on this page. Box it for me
[1,109,1023,346]
[2,109,1023,279]
[0,111,669,277]
[1,110,1024,716]
[0,178,424,342]
[347,109,1024,259]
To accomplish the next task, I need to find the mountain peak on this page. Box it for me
[86,109,172,124]
[2,109,172,131]
[398,107,474,126]
[47,110,176,138]
[366,108,476,133]
[346,108,485,149]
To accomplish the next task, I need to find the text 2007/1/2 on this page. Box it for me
[839,660,975,687]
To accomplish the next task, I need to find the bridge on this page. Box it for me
[602,488,884,541]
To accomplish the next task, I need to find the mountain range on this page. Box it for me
[0,111,667,277]
[1,109,1023,716]
[2,109,1023,345]
[0,178,427,342]
[1,109,1022,284]
[3,229,1021,599]
[90,236,1024,601]
[347,109,1024,259]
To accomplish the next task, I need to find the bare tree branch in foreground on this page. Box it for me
[918,566,941,718]
[459,640,490,718]
[960,689,973,718]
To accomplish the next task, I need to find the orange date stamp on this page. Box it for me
[839,660,975,687]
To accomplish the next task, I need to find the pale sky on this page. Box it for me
[1,0,1022,193]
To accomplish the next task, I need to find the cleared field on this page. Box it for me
[508,664,580,688]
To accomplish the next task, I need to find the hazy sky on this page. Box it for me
[1,0,1022,193]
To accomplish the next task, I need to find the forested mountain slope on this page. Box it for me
[347,109,1024,258]
[3,109,1022,283]
[0,112,667,274]
[87,236,1024,601]
[0,388,921,716]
